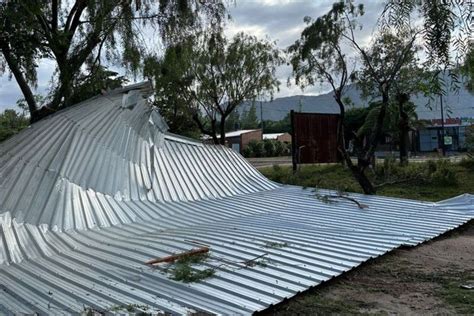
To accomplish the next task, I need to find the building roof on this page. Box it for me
[263,133,286,139]
[201,129,260,140]
[0,83,473,315]
[223,129,260,138]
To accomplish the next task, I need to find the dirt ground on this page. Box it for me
[259,220,474,315]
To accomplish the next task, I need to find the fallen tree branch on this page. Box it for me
[323,195,369,209]
[243,253,268,267]
[314,188,368,210]
[146,247,209,265]
[374,176,424,189]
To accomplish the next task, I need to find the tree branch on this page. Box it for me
[51,0,58,31]
[0,41,38,116]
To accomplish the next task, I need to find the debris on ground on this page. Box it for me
[146,247,210,265]
[314,189,368,209]
[460,282,474,290]
[147,245,274,283]
[244,253,269,267]
[263,241,288,249]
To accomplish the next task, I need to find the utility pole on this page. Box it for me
[439,93,446,156]
[260,101,264,133]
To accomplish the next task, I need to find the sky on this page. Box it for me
[0,0,386,112]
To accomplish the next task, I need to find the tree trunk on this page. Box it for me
[352,165,376,194]
[49,67,74,109]
[0,42,38,120]
[399,115,409,165]
[338,145,376,194]
[334,97,376,195]
[219,116,226,145]
[397,93,410,165]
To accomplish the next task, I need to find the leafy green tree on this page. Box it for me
[147,31,282,144]
[0,1,226,122]
[69,66,128,105]
[247,140,265,158]
[344,107,369,142]
[225,109,241,132]
[461,46,474,92]
[261,113,291,133]
[357,101,419,146]
[263,139,275,157]
[0,109,29,142]
[466,125,474,157]
[144,39,201,138]
[274,140,287,156]
[16,95,46,114]
[290,2,375,193]
[290,1,421,194]
[380,1,471,92]
[241,103,259,130]
[356,31,425,165]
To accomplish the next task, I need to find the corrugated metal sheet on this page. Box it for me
[0,82,473,315]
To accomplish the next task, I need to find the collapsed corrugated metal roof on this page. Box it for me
[0,82,473,315]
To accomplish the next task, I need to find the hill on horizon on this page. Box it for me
[239,83,474,122]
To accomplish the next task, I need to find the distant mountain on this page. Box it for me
[239,83,474,122]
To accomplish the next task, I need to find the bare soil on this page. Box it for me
[259,220,474,315]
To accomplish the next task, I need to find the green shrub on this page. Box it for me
[263,139,276,157]
[242,147,253,158]
[251,140,265,157]
[377,155,398,179]
[274,141,285,156]
[376,158,457,186]
[459,157,474,170]
[245,139,289,157]
[430,159,457,186]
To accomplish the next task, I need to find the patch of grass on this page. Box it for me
[260,162,474,202]
[167,253,215,283]
[438,279,474,314]
[262,164,360,193]
[459,157,474,170]
[171,265,215,283]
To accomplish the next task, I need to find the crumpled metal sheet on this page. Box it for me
[0,82,473,315]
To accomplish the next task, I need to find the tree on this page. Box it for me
[69,66,128,105]
[466,125,474,157]
[357,101,420,150]
[241,103,259,130]
[0,109,29,142]
[344,107,369,144]
[147,31,282,144]
[225,109,241,132]
[380,1,471,93]
[289,2,372,193]
[461,46,474,93]
[290,1,419,194]
[144,39,201,138]
[0,1,226,122]
[262,113,291,133]
[357,31,425,165]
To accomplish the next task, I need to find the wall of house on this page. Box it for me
[226,136,241,152]
[240,129,262,153]
[276,133,292,143]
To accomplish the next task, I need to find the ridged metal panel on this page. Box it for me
[0,83,473,315]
